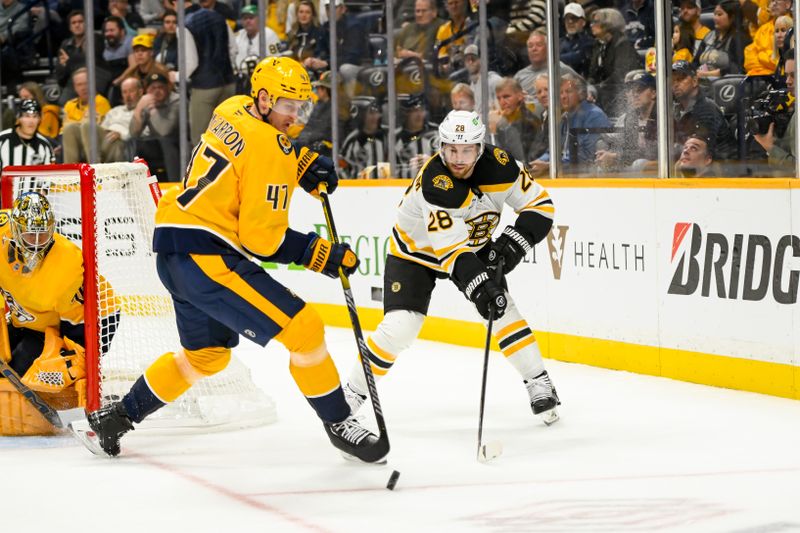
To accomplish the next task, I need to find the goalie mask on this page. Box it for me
[10,191,55,272]
[438,110,485,179]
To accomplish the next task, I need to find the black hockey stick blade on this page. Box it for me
[318,184,390,458]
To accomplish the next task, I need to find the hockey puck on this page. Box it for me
[386,470,401,490]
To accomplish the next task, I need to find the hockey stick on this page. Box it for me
[477,258,505,463]
[318,184,390,459]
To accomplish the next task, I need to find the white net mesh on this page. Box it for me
[4,163,276,431]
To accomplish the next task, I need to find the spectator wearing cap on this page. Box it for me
[297,72,335,155]
[560,72,611,166]
[287,0,323,63]
[463,44,502,113]
[340,97,388,179]
[62,68,113,163]
[395,95,439,178]
[0,100,55,172]
[117,34,172,88]
[672,60,735,161]
[587,8,642,117]
[130,72,181,182]
[185,0,236,146]
[488,77,544,165]
[560,3,594,78]
[695,0,751,78]
[675,133,716,177]
[754,49,796,171]
[678,0,711,55]
[744,0,793,75]
[395,0,444,62]
[306,0,368,97]
[596,71,658,173]
[450,83,476,111]
[619,0,655,49]
[235,5,282,76]
[514,29,577,112]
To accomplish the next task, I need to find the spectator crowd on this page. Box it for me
[0,0,797,180]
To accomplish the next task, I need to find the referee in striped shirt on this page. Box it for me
[0,100,55,173]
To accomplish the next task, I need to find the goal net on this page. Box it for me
[0,162,276,431]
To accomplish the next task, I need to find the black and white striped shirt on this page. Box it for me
[0,128,55,173]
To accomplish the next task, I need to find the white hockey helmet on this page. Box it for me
[438,110,485,170]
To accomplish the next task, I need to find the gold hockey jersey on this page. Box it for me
[0,210,84,331]
[390,145,554,274]
[153,95,311,260]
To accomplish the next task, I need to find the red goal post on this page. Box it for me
[1,162,275,431]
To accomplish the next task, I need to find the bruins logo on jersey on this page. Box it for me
[432,175,453,191]
[466,212,500,246]
[277,134,293,155]
[494,147,509,166]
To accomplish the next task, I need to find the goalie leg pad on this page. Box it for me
[0,378,59,435]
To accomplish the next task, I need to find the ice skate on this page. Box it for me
[524,371,561,425]
[343,382,367,415]
[324,415,388,464]
[69,402,134,457]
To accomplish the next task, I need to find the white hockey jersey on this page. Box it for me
[389,143,554,275]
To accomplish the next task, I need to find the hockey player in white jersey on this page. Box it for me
[344,109,560,424]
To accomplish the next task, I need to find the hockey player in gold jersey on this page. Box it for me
[0,192,117,434]
[71,57,387,463]
[343,110,562,424]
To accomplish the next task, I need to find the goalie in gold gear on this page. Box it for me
[70,57,387,464]
[0,192,119,434]
[342,110,562,425]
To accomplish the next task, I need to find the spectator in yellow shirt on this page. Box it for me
[62,67,112,163]
[744,0,793,75]
[673,22,695,63]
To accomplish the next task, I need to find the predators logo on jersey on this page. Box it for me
[277,134,293,155]
[432,175,453,191]
[494,148,509,165]
[466,212,500,246]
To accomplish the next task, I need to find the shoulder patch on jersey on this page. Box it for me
[432,174,453,191]
[421,159,470,209]
[277,134,293,155]
[472,143,521,187]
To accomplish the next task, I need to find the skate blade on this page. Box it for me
[68,419,112,457]
[539,408,560,426]
[340,450,388,465]
[478,440,503,463]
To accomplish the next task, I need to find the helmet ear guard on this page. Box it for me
[10,192,55,273]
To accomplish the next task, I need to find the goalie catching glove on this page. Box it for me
[21,327,86,393]
[297,146,338,198]
[302,234,359,278]
[488,225,533,274]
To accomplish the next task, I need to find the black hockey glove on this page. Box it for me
[488,225,533,274]
[297,147,338,197]
[463,271,507,320]
[302,235,359,278]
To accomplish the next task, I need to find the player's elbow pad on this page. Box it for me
[514,211,553,246]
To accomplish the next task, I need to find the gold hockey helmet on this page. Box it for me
[10,191,55,272]
[250,56,313,110]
